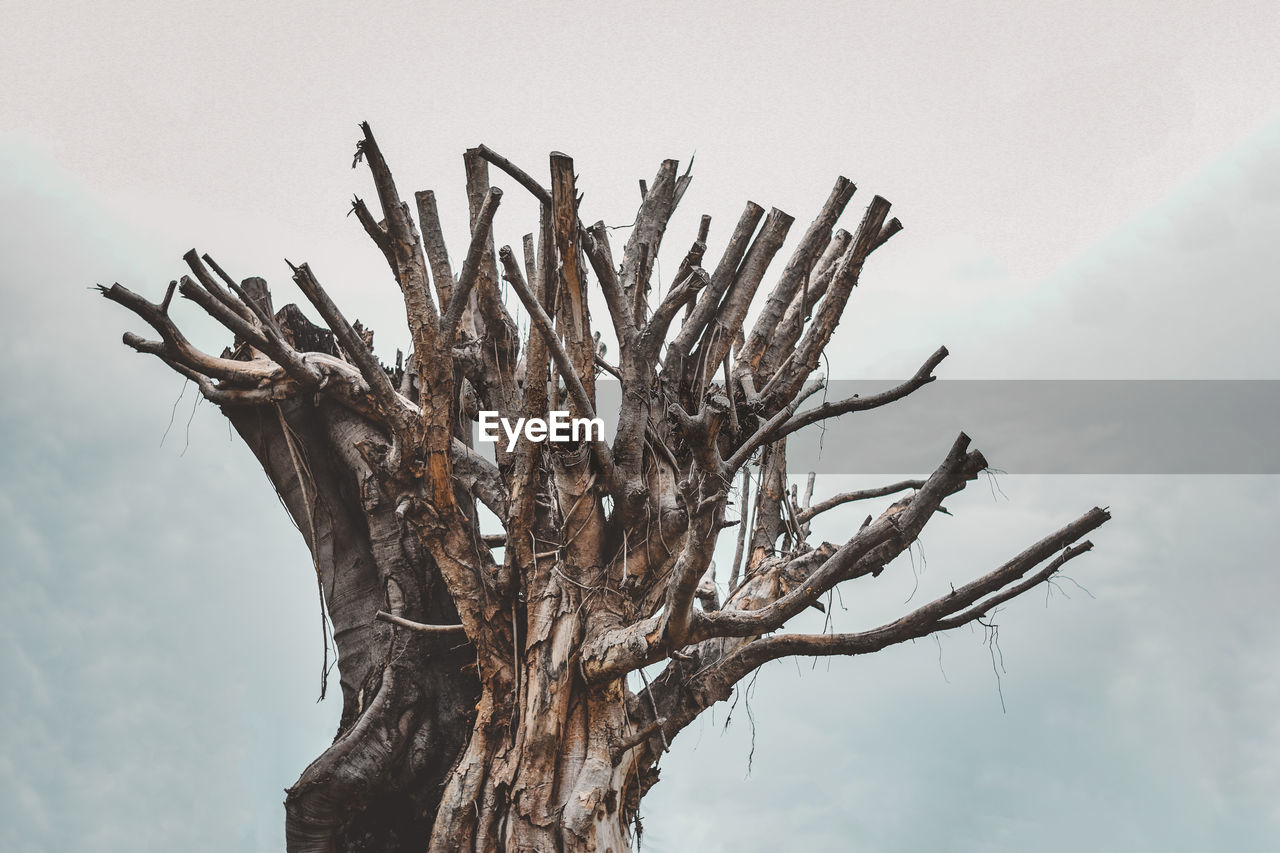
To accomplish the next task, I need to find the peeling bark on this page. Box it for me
[103,128,1110,852]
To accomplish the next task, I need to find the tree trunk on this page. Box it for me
[242,393,647,851]
[102,125,1111,853]
[226,395,478,851]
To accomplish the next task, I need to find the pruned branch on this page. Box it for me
[442,186,503,344]
[738,176,856,379]
[287,261,411,432]
[620,158,682,325]
[766,195,896,405]
[414,189,455,308]
[693,207,794,384]
[182,249,257,326]
[102,282,277,383]
[475,144,552,205]
[354,122,439,362]
[583,221,634,346]
[499,244,619,488]
[667,201,765,377]
[550,152,592,355]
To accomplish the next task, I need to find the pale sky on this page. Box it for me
[2,2,1279,850]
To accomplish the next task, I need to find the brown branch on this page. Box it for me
[766,196,893,404]
[287,261,410,431]
[350,196,393,268]
[125,333,309,406]
[667,201,765,376]
[933,541,1098,630]
[642,510,1105,746]
[638,227,710,361]
[442,186,503,344]
[724,379,827,473]
[354,122,439,358]
[639,266,708,362]
[693,207,794,382]
[796,479,927,524]
[758,228,852,383]
[703,515,1105,683]
[620,159,682,324]
[182,249,256,325]
[414,190,454,309]
[499,245,619,488]
[697,432,986,642]
[200,260,316,384]
[475,144,552,205]
[501,206,556,586]
[728,467,751,592]
[356,122,426,278]
[659,475,729,648]
[462,150,519,360]
[738,176,856,375]
[770,345,949,444]
[101,283,279,383]
[176,275,271,353]
[451,438,510,519]
[374,611,468,636]
[550,152,592,353]
[611,720,667,764]
[583,221,634,347]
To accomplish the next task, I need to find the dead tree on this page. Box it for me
[101,124,1109,853]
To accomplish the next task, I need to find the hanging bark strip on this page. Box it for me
[103,125,1110,853]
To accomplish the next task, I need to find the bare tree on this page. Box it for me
[101,124,1109,853]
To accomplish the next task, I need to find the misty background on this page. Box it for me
[2,2,1278,850]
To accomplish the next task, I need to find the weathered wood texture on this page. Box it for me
[103,128,1109,853]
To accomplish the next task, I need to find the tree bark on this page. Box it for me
[102,128,1110,852]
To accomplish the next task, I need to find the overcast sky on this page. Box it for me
[2,2,1279,850]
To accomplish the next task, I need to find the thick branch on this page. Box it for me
[620,158,681,324]
[176,274,272,353]
[767,196,896,404]
[451,438,510,518]
[697,432,986,642]
[550,152,594,365]
[583,221,634,346]
[758,228,852,383]
[442,186,504,344]
[355,122,439,360]
[703,515,1105,686]
[694,207,794,384]
[499,245,619,487]
[288,261,411,432]
[475,144,552,205]
[738,176,855,375]
[182,249,257,326]
[667,201,765,374]
[414,190,455,308]
[101,283,281,384]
